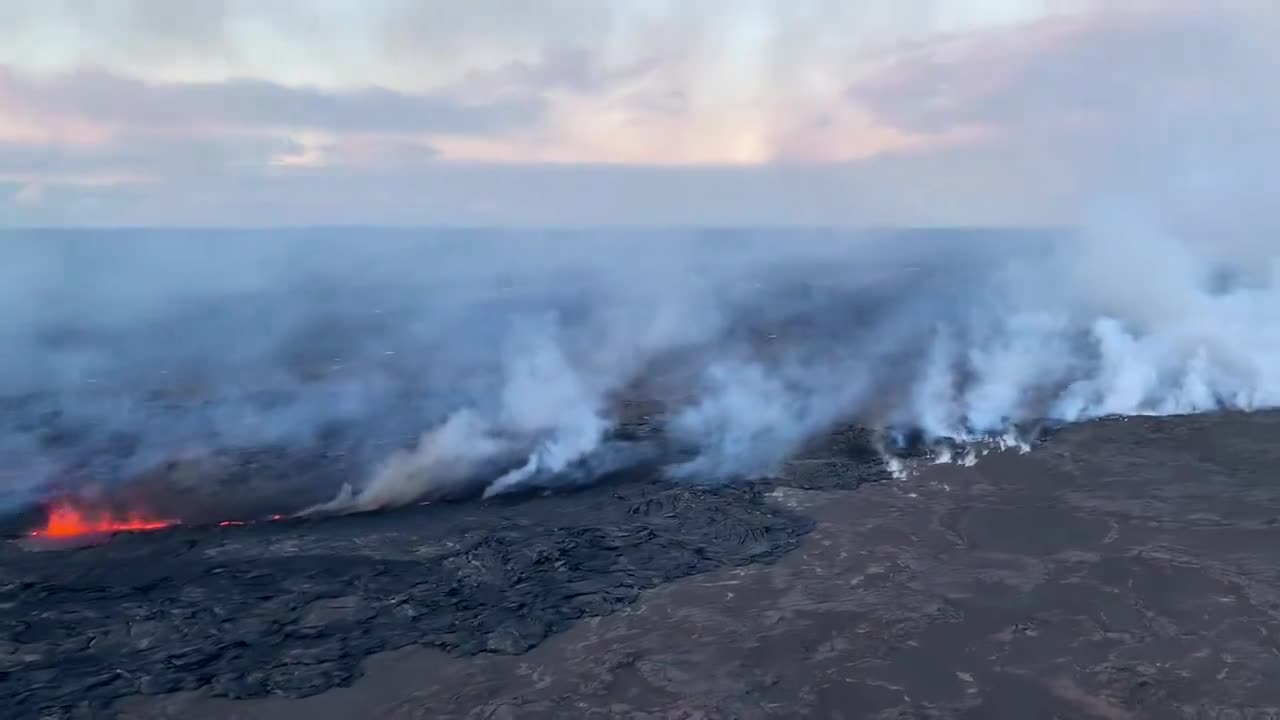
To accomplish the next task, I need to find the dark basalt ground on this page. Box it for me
[113,409,1280,720]
[9,411,1280,719]
[0,422,889,720]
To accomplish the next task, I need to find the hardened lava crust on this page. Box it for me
[0,419,888,720]
[9,412,1280,719]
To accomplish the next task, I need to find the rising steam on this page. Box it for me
[0,220,1276,519]
[3,4,1279,519]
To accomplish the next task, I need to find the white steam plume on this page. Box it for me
[4,7,1280,515]
[1,222,1277,518]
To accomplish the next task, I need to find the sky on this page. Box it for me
[0,0,1274,226]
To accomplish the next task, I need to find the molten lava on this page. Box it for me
[29,503,177,539]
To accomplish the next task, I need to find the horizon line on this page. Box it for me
[0,223,1073,233]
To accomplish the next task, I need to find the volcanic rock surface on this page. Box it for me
[8,412,1280,719]
[0,420,885,720]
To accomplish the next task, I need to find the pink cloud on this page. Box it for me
[0,65,543,136]
[849,4,1252,137]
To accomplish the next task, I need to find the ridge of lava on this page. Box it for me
[24,502,295,541]
[28,503,177,539]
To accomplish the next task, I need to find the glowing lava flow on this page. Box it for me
[28,503,177,539]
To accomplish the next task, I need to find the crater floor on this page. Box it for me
[7,413,1280,719]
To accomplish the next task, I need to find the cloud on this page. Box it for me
[0,134,301,179]
[382,0,616,65]
[104,0,234,60]
[0,2,1273,226]
[0,145,1082,229]
[0,65,544,135]
[273,135,441,170]
[468,47,659,97]
[0,0,321,73]
[850,5,1271,137]
[842,3,1280,226]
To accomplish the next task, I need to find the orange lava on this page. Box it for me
[28,503,176,539]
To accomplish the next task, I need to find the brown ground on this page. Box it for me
[119,411,1280,719]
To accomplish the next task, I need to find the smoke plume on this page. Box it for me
[2,5,1278,520]
[0,216,1275,522]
